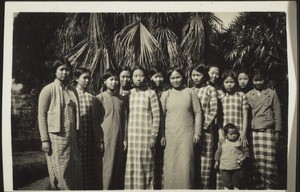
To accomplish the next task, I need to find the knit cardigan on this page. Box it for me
[38,79,81,142]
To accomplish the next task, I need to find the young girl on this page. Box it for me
[38,57,83,190]
[149,66,166,189]
[124,65,160,189]
[190,64,218,189]
[95,69,126,190]
[161,67,202,189]
[74,68,98,189]
[246,68,281,189]
[217,70,249,189]
[236,69,252,93]
[214,123,249,190]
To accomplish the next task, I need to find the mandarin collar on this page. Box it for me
[54,78,69,89]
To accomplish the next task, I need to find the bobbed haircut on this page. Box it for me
[223,123,239,135]
[190,64,208,81]
[221,69,237,84]
[131,65,148,80]
[149,66,165,77]
[167,67,186,85]
[252,68,266,81]
[118,66,132,76]
[102,68,118,82]
[74,68,91,79]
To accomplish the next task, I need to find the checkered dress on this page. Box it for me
[77,90,96,189]
[194,85,218,189]
[216,91,248,189]
[125,88,160,189]
[47,89,83,190]
[220,92,248,132]
[251,129,279,189]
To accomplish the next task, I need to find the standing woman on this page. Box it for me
[95,69,126,190]
[74,68,98,189]
[161,67,202,189]
[119,66,132,97]
[124,65,160,189]
[237,69,252,93]
[246,68,281,189]
[190,64,218,189]
[149,66,166,189]
[38,57,83,190]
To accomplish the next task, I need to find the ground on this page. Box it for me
[13,151,50,190]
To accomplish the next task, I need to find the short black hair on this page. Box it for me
[223,123,239,135]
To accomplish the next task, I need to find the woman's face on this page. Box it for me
[76,72,90,90]
[55,65,70,82]
[104,76,119,91]
[119,70,131,88]
[208,67,220,84]
[151,72,164,87]
[238,73,249,89]
[223,76,236,93]
[253,78,265,91]
[170,70,183,88]
[191,69,204,86]
[132,69,145,87]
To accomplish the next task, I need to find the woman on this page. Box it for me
[38,57,83,190]
[161,67,202,189]
[124,65,160,189]
[95,69,126,190]
[74,68,99,189]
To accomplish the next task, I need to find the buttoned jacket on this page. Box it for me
[246,88,281,131]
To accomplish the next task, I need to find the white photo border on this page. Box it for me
[2,1,298,191]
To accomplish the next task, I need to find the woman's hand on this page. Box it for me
[239,134,248,147]
[96,141,104,155]
[149,138,156,149]
[214,161,220,170]
[42,141,51,154]
[193,134,200,145]
[123,140,127,151]
[161,137,166,147]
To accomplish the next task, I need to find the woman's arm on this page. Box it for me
[38,86,51,142]
[191,89,202,143]
[240,94,249,147]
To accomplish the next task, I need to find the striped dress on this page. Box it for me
[125,88,160,189]
[194,85,218,189]
[77,89,97,190]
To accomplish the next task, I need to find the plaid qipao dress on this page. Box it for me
[125,88,160,189]
[194,85,218,189]
[77,89,97,189]
[216,91,249,189]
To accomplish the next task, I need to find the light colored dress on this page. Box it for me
[125,88,160,189]
[161,88,202,189]
[47,88,83,190]
[96,90,125,190]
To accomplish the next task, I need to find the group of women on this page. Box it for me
[38,57,282,190]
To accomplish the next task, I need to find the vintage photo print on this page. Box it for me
[2,1,298,191]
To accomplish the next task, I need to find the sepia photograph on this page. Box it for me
[2,1,298,191]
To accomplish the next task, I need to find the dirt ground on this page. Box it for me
[13,151,49,190]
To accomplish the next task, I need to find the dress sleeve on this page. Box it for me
[204,87,218,129]
[272,91,282,132]
[38,86,51,142]
[149,90,160,140]
[214,143,222,161]
[191,89,202,136]
[92,96,104,144]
